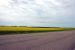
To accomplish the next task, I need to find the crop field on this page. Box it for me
[0,26,75,35]
[0,26,64,31]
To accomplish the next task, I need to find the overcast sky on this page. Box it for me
[0,0,75,27]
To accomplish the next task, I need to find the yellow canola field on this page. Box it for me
[0,27,64,31]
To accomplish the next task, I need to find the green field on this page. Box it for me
[0,26,75,35]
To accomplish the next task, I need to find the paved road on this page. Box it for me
[0,30,75,50]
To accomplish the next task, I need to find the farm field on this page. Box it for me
[0,26,64,31]
[0,26,75,35]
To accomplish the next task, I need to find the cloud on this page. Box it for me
[0,0,75,27]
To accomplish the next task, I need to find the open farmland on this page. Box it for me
[0,26,75,35]
[0,26,64,31]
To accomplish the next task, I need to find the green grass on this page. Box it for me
[0,30,65,35]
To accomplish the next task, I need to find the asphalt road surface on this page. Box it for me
[0,30,75,50]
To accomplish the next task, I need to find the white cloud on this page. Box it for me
[0,0,9,6]
[35,0,45,5]
[0,0,75,27]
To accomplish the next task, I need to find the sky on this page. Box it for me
[0,0,75,27]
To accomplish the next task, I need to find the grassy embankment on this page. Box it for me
[0,26,75,35]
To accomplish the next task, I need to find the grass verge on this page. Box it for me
[0,30,72,35]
